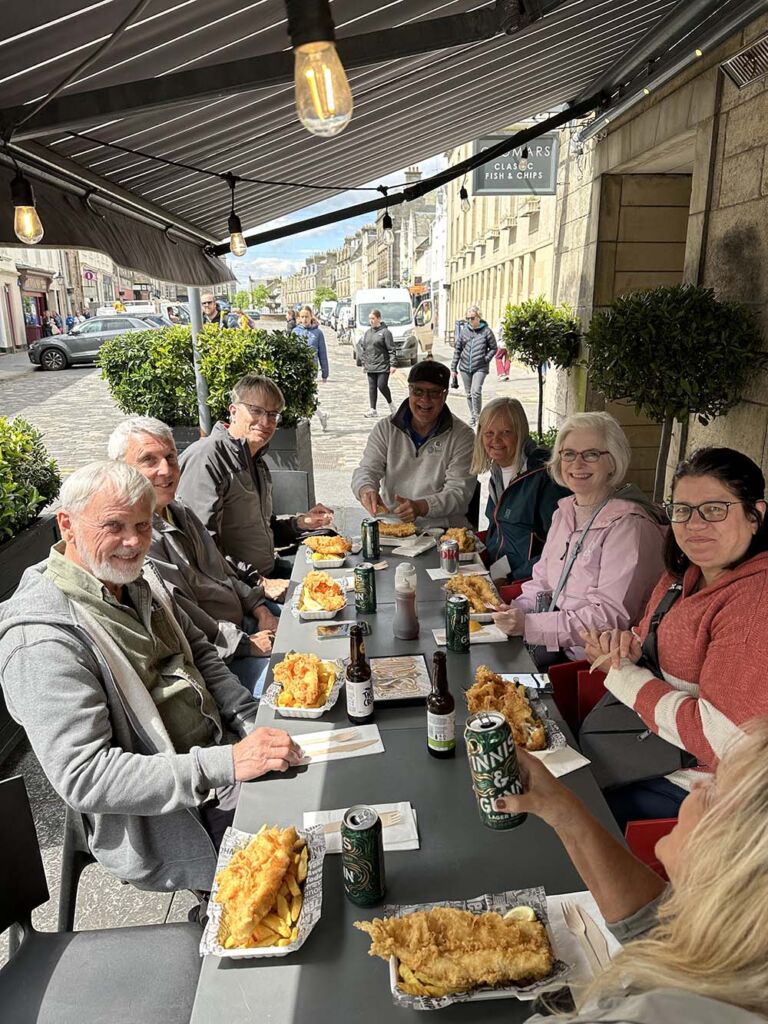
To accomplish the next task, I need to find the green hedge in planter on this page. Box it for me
[0,417,61,541]
[98,326,199,426]
[98,326,318,428]
[197,326,317,427]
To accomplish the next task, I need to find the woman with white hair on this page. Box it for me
[450,305,497,426]
[492,411,666,669]
[495,719,768,1024]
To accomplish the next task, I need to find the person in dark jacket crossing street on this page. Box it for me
[473,398,570,582]
[293,305,330,431]
[359,309,397,418]
[451,305,497,426]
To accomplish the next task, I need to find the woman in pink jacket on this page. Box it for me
[492,411,667,670]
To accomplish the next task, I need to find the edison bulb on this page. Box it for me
[459,187,471,214]
[294,41,353,137]
[230,232,247,257]
[14,205,44,245]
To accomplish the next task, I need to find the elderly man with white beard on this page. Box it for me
[0,460,302,892]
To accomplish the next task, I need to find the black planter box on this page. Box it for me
[0,513,59,765]
[263,420,316,506]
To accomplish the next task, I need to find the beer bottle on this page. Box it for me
[346,624,374,724]
[426,651,455,758]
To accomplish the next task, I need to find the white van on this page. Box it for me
[319,300,336,324]
[353,288,419,366]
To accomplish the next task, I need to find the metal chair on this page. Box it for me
[57,804,95,932]
[0,775,202,1024]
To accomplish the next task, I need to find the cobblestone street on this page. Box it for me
[0,331,538,965]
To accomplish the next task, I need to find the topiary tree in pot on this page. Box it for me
[587,284,767,501]
[501,297,581,436]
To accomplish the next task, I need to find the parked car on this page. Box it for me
[28,315,164,371]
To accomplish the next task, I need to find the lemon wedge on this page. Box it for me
[504,905,537,922]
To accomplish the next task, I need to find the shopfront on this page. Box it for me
[20,271,51,345]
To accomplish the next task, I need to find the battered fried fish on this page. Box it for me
[440,527,475,552]
[378,521,417,538]
[273,652,335,708]
[444,574,498,613]
[355,906,553,991]
[215,826,298,948]
[466,666,547,750]
[299,571,346,611]
[303,535,352,556]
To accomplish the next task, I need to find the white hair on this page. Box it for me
[107,416,175,460]
[59,460,156,517]
[548,410,631,488]
[465,304,482,318]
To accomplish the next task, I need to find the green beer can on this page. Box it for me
[354,562,377,613]
[341,805,386,905]
[361,518,380,560]
[445,593,470,652]
[465,711,526,830]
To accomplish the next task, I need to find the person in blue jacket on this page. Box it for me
[293,305,329,431]
[471,397,570,582]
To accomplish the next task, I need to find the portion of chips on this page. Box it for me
[298,571,346,612]
[378,521,417,537]
[273,652,337,708]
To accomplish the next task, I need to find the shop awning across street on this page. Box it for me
[0,0,761,285]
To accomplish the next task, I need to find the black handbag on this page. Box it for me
[578,581,698,790]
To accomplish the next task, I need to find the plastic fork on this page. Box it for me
[561,901,602,977]
[322,810,402,834]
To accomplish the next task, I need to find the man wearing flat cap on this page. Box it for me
[351,360,477,528]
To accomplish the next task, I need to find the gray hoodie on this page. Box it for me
[0,559,259,891]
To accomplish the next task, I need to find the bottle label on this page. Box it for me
[427,710,456,750]
[346,680,374,719]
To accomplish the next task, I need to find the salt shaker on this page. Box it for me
[393,562,419,640]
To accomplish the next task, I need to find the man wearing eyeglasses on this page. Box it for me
[201,292,225,326]
[178,373,333,585]
[351,361,476,527]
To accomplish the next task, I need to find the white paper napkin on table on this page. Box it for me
[546,891,621,982]
[292,724,385,765]
[530,745,591,778]
[392,536,436,556]
[432,625,508,645]
[302,802,419,854]
[426,561,489,581]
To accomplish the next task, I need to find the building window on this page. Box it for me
[528,212,540,235]
[493,235,500,253]
[507,225,517,246]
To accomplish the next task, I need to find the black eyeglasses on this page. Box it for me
[559,448,610,463]
[238,402,282,424]
[665,500,748,523]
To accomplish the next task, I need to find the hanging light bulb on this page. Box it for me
[225,173,247,257]
[517,146,530,172]
[459,185,471,214]
[286,0,353,137]
[11,171,44,245]
[381,210,395,247]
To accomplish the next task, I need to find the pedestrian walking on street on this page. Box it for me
[359,308,396,418]
[494,318,511,380]
[285,309,296,332]
[293,305,330,431]
[450,304,497,426]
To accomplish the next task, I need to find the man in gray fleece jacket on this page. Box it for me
[0,461,301,892]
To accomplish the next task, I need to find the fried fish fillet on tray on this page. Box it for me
[444,574,498,613]
[215,825,304,949]
[439,527,475,552]
[378,521,417,538]
[303,535,352,557]
[466,666,547,750]
[299,570,346,611]
[273,652,337,708]
[355,906,553,995]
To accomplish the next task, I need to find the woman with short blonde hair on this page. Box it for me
[492,410,666,668]
[473,398,569,582]
[499,719,768,1024]
[450,304,497,426]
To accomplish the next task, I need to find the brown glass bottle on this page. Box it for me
[426,651,455,758]
[346,624,374,724]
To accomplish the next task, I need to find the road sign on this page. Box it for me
[83,269,96,281]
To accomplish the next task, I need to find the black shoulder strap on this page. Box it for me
[640,581,683,678]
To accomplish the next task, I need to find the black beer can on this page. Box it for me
[445,593,470,652]
[341,805,386,905]
[354,562,377,613]
[361,518,380,560]
[465,711,526,830]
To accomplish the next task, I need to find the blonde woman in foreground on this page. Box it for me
[494,719,768,1024]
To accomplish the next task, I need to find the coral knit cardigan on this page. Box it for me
[603,552,768,790]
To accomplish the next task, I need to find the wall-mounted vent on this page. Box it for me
[721,34,768,89]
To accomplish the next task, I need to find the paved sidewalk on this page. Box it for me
[0,332,538,965]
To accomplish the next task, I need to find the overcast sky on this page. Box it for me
[227,155,446,283]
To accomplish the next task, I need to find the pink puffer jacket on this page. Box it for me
[515,493,667,660]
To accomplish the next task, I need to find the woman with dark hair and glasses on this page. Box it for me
[583,447,768,825]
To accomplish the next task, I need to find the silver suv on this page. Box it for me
[28,315,164,371]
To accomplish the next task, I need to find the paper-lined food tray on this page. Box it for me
[304,548,346,569]
[432,624,509,645]
[355,887,570,1010]
[442,575,501,622]
[262,657,344,719]
[200,825,325,959]
[290,578,348,620]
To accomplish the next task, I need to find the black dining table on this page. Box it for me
[190,535,620,1023]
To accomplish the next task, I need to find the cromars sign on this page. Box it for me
[472,133,559,196]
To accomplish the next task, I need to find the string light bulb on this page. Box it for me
[517,146,530,172]
[694,48,703,57]
[225,173,247,257]
[381,210,395,247]
[286,0,353,137]
[11,171,44,245]
[459,184,471,213]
